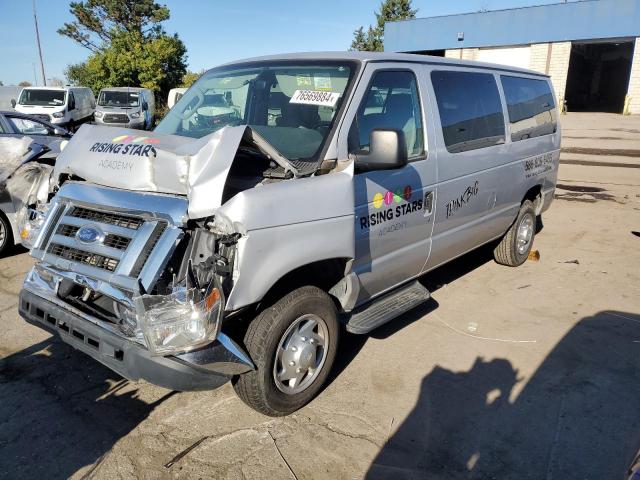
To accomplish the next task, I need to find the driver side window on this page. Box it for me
[349,70,424,159]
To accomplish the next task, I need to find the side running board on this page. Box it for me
[344,281,431,334]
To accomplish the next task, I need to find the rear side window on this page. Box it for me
[431,70,505,153]
[501,76,557,141]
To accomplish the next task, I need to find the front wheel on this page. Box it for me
[0,212,13,257]
[494,200,536,266]
[233,286,339,416]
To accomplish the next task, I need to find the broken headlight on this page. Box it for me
[19,203,50,249]
[134,279,223,356]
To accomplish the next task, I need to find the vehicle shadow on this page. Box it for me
[327,244,495,387]
[0,336,175,480]
[366,310,640,480]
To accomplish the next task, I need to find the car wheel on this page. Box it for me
[0,213,14,257]
[233,286,339,416]
[494,200,536,267]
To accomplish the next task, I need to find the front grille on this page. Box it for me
[70,207,143,230]
[130,223,167,277]
[103,114,129,124]
[48,243,119,272]
[103,234,130,250]
[34,114,51,122]
[39,196,180,292]
[58,224,79,237]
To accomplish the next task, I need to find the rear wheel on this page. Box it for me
[0,213,14,257]
[494,200,536,266]
[233,286,339,416]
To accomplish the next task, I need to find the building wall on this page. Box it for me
[628,38,640,114]
[546,42,572,108]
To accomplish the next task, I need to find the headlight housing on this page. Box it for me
[134,280,223,356]
[19,203,50,249]
[51,111,64,118]
[129,112,140,119]
[94,111,103,118]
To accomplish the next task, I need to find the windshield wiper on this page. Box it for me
[243,126,299,178]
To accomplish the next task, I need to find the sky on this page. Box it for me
[0,0,579,86]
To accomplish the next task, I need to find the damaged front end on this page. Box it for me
[21,179,254,391]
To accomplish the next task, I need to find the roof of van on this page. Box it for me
[20,86,90,90]
[215,51,549,78]
[99,87,149,92]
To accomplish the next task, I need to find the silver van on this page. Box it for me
[18,53,559,416]
[94,87,155,130]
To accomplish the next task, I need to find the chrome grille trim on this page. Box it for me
[31,183,188,294]
[70,207,143,230]
[47,243,119,272]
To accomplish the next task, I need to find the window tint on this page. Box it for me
[431,71,505,153]
[8,117,49,135]
[501,76,557,141]
[350,70,424,158]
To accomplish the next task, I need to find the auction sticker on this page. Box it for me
[290,89,340,107]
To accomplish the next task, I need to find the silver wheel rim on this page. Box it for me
[273,314,329,395]
[0,219,6,249]
[516,214,534,255]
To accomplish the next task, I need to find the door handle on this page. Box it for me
[424,191,434,216]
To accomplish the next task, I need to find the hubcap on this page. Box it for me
[0,219,6,249]
[273,314,329,395]
[516,214,534,255]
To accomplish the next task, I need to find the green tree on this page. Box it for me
[350,0,417,52]
[18,81,32,87]
[60,0,187,105]
[181,70,203,88]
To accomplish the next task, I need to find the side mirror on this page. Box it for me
[10,99,16,108]
[142,101,148,111]
[355,129,408,172]
[53,127,68,136]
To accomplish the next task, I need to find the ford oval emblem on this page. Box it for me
[76,225,104,245]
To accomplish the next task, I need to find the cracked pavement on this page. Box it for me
[1,113,639,479]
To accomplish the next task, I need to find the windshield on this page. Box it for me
[19,89,66,107]
[98,90,140,107]
[155,61,354,162]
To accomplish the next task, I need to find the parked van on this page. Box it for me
[94,87,155,130]
[168,87,187,109]
[14,86,95,131]
[19,53,559,416]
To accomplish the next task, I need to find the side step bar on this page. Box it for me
[344,281,431,334]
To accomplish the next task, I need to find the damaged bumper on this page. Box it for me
[20,266,254,391]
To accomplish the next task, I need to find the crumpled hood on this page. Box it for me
[53,124,247,219]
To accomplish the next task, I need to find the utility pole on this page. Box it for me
[33,0,46,86]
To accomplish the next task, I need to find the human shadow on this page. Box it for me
[367,310,640,479]
[0,336,175,479]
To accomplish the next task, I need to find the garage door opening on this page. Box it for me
[565,41,634,113]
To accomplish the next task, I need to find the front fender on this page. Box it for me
[226,216,354,310]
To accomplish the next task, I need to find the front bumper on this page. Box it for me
[19,287,254,391]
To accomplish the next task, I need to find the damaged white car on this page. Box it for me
[0,136,56,255]
[19,53,559,415]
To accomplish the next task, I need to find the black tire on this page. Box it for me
[0,212,14,257]
[233,286,339,416]
[494,200,536,267]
